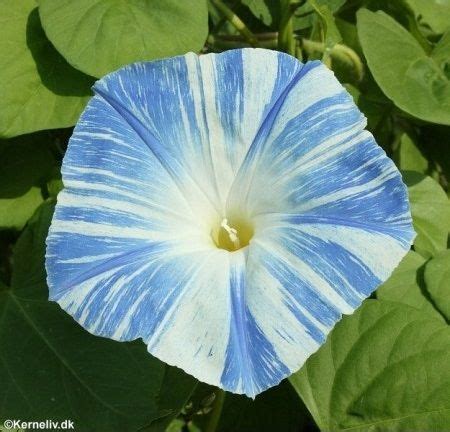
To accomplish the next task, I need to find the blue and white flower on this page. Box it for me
[46,48,415,397]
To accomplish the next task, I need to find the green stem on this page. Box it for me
[209,0,259,47]
[295,38,304,61]
[210,0,241,34]
[205,389,226,432]
[302,39,364,81]
[278,0,297,55]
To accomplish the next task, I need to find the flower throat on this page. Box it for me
[213,217,254,252]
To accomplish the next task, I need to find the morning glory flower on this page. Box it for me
[46,48,415,398]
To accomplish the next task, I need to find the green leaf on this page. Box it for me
[396,133,428,174]
[0,187,43,230]
[432,31,450,80]
[424,250,450,320]
[293,0,345,31]
[242,0,280,27]
[0,133,55,198]
[290,300,450,431]
[0,0,93,138]
[405,0,450,34]
[0,202,197,431]
[357,9,450,125]
[37,0,209,78]
[404,172,450,258]
[376,251,443,319]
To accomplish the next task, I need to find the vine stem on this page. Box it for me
[205,389,226,432]
[209,0,258,47]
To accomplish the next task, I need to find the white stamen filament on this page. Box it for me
[220,218,240,249]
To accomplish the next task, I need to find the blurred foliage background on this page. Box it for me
[0,0,449,431]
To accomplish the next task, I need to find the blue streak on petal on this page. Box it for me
[280,227,381,299]
[227,63,366,217]
[241,61,320,167]
[220,253,290,397]
[259,246,342,327]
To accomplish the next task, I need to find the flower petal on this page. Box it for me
[92,49,303,206]
[227,60,368,216]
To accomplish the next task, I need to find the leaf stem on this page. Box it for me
[205,389,226,432]
[209,0,259,47]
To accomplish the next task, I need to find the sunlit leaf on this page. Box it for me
[404,171,450,258]
[0,187,43,230]
[0,0,93,138]
[37,0,209,78]
[405,0,450,34]
[357,9,450,125]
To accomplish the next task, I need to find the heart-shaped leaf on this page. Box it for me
[290,300,450,431]
[37,0,209,78]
